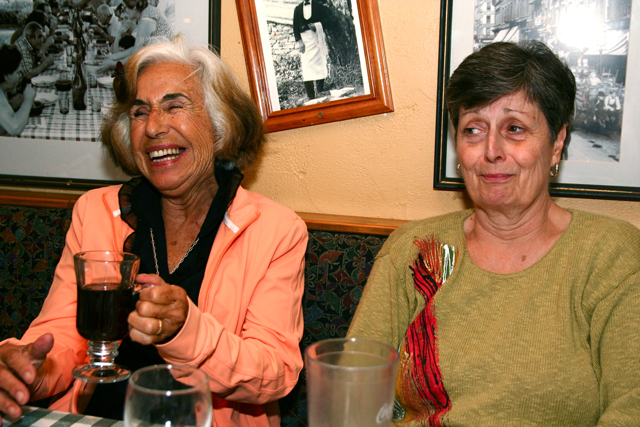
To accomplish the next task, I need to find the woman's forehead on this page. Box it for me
[460,91,541,117]
[135,62,202,100]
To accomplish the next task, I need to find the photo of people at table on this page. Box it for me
[0,0,175,140]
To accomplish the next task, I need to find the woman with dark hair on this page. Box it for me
[0,36,307,427]
[99,0,173,71]
[0,45,36,136]
[348,41,640,426]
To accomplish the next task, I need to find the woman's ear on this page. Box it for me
[551,125,566,165]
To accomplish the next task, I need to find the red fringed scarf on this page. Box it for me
[394,237,455,426]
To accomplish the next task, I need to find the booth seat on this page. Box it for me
[0,195,404,427]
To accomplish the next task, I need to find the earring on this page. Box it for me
[456,163,462,177]
[549,163,559,177]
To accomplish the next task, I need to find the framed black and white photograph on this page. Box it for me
[236,0,393,132]
[0,0,220,189]
[434,0,640,199]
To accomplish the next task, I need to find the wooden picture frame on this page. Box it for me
[434,0,640,200]
[235,0,393,133]
[0,0,221,190]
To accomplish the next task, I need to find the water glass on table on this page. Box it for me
[59,94,69,114]
[92,94,102,113]
[72,251,140,383]
[305,338,399,427]
[124,365,212,427]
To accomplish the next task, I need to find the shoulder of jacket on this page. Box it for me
[74,185,122,215]
[236,187,303,223]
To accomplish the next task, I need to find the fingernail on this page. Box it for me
[16,391,25,405]
[23,371,33,383]
[10,406,21,418]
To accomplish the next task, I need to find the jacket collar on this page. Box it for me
[218,186,260,237]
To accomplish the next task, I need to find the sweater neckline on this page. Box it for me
[457,209,577,278]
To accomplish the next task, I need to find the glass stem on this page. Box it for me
[87,341,120,367]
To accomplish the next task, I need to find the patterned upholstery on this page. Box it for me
[280,231,387,427]
[0,205,71,341]
[0,205,388,427]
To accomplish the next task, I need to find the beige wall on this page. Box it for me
[221,0,640,227]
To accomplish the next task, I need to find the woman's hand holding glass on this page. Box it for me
[128,274,189,345]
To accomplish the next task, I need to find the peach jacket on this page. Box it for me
[5,184,308,427]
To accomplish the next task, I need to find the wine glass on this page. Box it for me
[72,251,140,383]
[124,365,212,427]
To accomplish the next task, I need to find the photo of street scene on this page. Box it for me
[474,0,631,162]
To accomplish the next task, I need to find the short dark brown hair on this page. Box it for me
[101,35,264,175]
[446,41,576,144]
[0,45,22,83]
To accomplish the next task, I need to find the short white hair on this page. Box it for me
[101,35,264,175]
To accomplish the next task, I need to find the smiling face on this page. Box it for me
[456,91,565,213]
[129,62,217,198]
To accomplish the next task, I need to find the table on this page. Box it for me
[18,67,114,143]
[2,406,123,427]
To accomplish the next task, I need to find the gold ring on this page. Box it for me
[157,319,163,335]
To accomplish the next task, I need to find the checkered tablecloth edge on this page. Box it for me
[2,406,123,427]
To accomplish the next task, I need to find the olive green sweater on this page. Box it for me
[348,209,640,427]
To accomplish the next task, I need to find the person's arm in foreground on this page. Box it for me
[0,84,35,135]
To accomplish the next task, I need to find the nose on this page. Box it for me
[484,128,505,163]
[144,108,169,139]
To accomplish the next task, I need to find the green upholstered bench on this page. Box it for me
[0,196,403,427]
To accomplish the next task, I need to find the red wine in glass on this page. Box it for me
[76,283,135,341]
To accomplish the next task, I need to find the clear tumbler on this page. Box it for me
[305,338,399,427]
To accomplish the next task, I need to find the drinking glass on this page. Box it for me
[72,251,140,383]
[59,95,69,114]
[124,365,212,427]
[305,338,400,427]
[92,94,102,113]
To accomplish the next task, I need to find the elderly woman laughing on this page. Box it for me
[348,41,640,426]
[0,36,307,427]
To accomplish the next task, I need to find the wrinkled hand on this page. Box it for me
[0,334,54,424]
[297,40,305,54]
[128,274,189,345]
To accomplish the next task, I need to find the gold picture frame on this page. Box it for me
[235,0,393,132]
